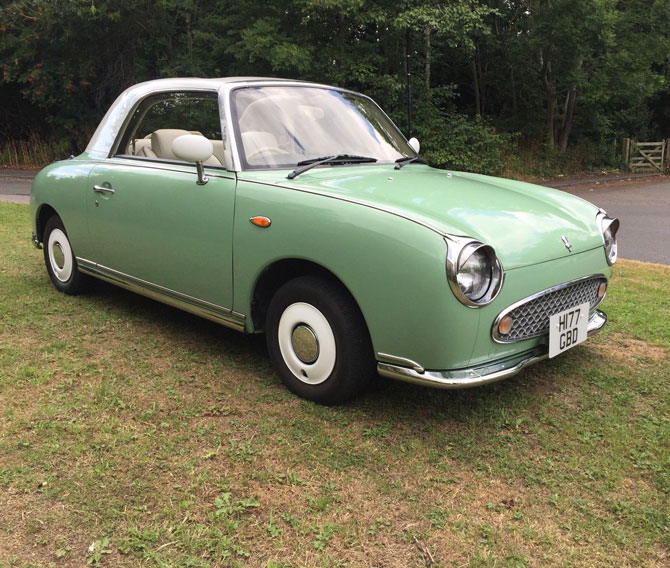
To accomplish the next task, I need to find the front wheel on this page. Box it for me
[43,215,88,295]
[266,276,375,404]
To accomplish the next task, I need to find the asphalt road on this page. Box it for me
[0,169,36,203]
[1,168,668,264]
[561,178,670,265]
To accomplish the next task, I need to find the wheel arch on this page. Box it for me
[250,258,370,336]
[35,203,60,243]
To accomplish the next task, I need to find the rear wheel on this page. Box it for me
[266,276,374,404]
[43,216,88,295]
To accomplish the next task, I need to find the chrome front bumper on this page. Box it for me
[377,309,607,389]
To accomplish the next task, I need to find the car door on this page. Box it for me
[86,161,235,309]
[84,90,236,311]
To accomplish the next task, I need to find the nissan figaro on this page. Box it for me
[30,78,620,404]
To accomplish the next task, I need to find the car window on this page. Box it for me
[115,91,226,166]
[231,86,416,170]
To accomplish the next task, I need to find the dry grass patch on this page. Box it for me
[593,333,668,362]
[0,490,92,567]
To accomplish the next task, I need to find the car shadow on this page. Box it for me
[83,278,576,419]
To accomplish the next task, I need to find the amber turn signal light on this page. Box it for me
[250,216,272,228]
[597,281,607,298]
[498,315,514,336]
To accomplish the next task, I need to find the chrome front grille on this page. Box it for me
[493,276,606,343]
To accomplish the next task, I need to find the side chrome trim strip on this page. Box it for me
[76,258,246,332]
[376,352,425,373]
[378,349,548,389]
[491,273,607,344]
[378,309,607,389]
[237,177,452,238]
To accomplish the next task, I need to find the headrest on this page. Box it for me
[151,129,190,160]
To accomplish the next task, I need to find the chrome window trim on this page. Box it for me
[109,87,221,159]
[86,77,363,170]
[491,273,607,343]
[103,156,236,181]
[76,257,246,332]
[86,78,251,158]
[445,237,504,308]
[219,88,240,171]
[227,83,415,172]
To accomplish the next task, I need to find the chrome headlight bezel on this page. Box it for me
[446,237,504,308]
[596,210,620,265]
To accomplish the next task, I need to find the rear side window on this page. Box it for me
[115,91,226,166]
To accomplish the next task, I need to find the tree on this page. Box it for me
[1,0,669,166]
[0,0,205,141]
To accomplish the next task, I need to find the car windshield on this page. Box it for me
[231,85,416,170]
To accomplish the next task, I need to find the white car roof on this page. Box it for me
[84,77,323,158]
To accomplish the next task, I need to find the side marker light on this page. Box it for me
[250,216,272,228]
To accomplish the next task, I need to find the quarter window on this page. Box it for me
[115,91,227,167]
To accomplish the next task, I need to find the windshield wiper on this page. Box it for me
[394,155,427,169]
[287,154,377,179]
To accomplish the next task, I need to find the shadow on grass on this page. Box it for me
[80,277,577,425]
[83,276,267,358]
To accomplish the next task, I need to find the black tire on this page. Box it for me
[43,215,88,295]
[266,276,375,404]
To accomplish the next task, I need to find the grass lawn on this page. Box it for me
[0,202,668,568]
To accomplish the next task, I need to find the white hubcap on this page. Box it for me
[47,228,73,283]
[278,302,336,385]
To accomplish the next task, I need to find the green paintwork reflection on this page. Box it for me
[264,165,603,269]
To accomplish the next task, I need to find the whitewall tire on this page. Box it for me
[277,302,337,385]
[43,216,87,295]
[266,276,375,404]
[47,227,74,283]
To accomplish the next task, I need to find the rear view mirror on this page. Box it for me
[172,134,214,185]
[408,137,420,154]
[172,134,214,163]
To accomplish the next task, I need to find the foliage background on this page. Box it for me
[1,0,669,175]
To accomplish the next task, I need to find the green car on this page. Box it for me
[30,78,620,404]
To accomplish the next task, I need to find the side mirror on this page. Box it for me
[408,137,420,154]
[172,134,214,185]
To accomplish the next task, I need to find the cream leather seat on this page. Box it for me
[127,135,151,156]
[211,140,226,164]
[140,129,221,165]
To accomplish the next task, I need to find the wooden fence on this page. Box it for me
[623,138,669,173]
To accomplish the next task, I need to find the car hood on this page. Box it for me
[252,164,604,270]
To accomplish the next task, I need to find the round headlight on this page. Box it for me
[598,213,620,265]
[447,240,503,307]
[457,245,493,301]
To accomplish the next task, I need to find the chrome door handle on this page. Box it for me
[93,185,115,195]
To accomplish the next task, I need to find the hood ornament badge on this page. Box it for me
[561,235,573,252]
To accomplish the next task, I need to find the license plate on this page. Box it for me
[548,302,590,358]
